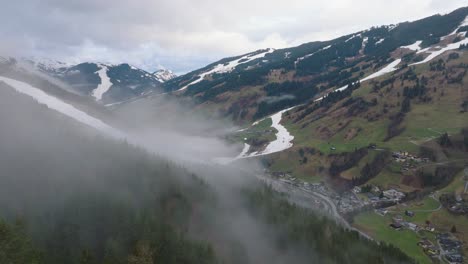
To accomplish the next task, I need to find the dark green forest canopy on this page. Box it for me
[0,86,415,264]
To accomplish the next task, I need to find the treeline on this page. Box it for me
[254,81,319,119]
[352,151,391,186]
[329,147,369,177]
[0,88,218,264]
[418,166,463,188]
[245,186,416,264]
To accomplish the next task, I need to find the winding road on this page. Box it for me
[255,174,374,240]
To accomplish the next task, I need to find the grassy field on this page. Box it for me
[353,211,432,264]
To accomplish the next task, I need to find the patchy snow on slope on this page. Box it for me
[237,106,296,159]
[0,75,125,139]
[92,65,112,100]
[450,15,468,35]
[153,69,176,83]
[177,48,275,91]
[360,59,402,82]
[236,143,251,159]
[400,41,423,51]
[375,38,385,45]
[345,33,362,42]
[313,58,402,102]
[294,45,331,67]
[253,107,294,156]
[410,38,468,66]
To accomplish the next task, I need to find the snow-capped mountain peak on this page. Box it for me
[153,69,177,83]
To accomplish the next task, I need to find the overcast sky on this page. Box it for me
[0,0,466,74]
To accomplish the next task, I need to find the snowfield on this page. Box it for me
[313,58,402,102]
[360,58,402,82]
[0,76,125,139]
[400,41,423,51]
[251,107,295,156]
[92,65,112,100]
[177,48,274,91]
[154,69,176,83]
[410,37,468,66]
[295,45,331,67]
[375,38,385,45]
[234,106,296,160]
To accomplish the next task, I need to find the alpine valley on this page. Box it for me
[1,6,468,264]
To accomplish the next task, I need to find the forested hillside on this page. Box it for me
[164,7,468,124]
[0,81,416,263]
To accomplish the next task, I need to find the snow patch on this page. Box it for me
[314,58,402,102]
[177,48,274,91]
[294,45,331,67]
[91,65,112,101]
[236,106,296,159]
[153,69,176,83]
[400,41,423,51]
[375,38,385,45]
[410,38,468,66]
[0,75,125,139]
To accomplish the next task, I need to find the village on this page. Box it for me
[268,155,467,263]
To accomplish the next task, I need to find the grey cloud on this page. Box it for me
[0,0,465,73]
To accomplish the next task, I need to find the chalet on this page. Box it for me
[352,186,362,194]
[383,189,405,201]
[405,210,415,217]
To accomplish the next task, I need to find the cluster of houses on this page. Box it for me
[437,233,464,263]
[354,185,406,205]
[417,238,440,258]
[392,151,429,172]
[388,215,420,232]
[392,151,429,163]
[337,191,366,214]
[447,194,468,215]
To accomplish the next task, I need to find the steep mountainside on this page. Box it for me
[0,68,415,264]
[0,57,169,104]
[164,7,468,124]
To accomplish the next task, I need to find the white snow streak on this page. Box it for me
[177,48,274,91]
[235,106,296,160]
[313,58,402,102]
[0,76,125,139]
[375,38,385,45]
[294,45,331,67]
[410,38,468,66]
[92,65,112,100]
[449,15,468,36]
[400,41,423,51]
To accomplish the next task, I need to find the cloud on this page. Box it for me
[0,0,466,73]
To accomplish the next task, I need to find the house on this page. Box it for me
[372,186,380,194]
[375,208,388,216]
[417,239,433,249]
[392,215,403,223]
[409,223,419,231]
[390,222,402,229]
[352,186,362,194]
[405,210,415,217]
[445,254,463,263]
[383,189,405,201]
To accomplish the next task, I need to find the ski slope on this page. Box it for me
[177,49,274,91]
[0,75,125,139]
[92,64,112,100]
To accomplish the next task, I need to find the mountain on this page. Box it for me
[1,6,467,263]
[0,55,415,264]
[164,7,468,122]
[153,68,177,82]
[159,8,468,261]
[0,57,168,104]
